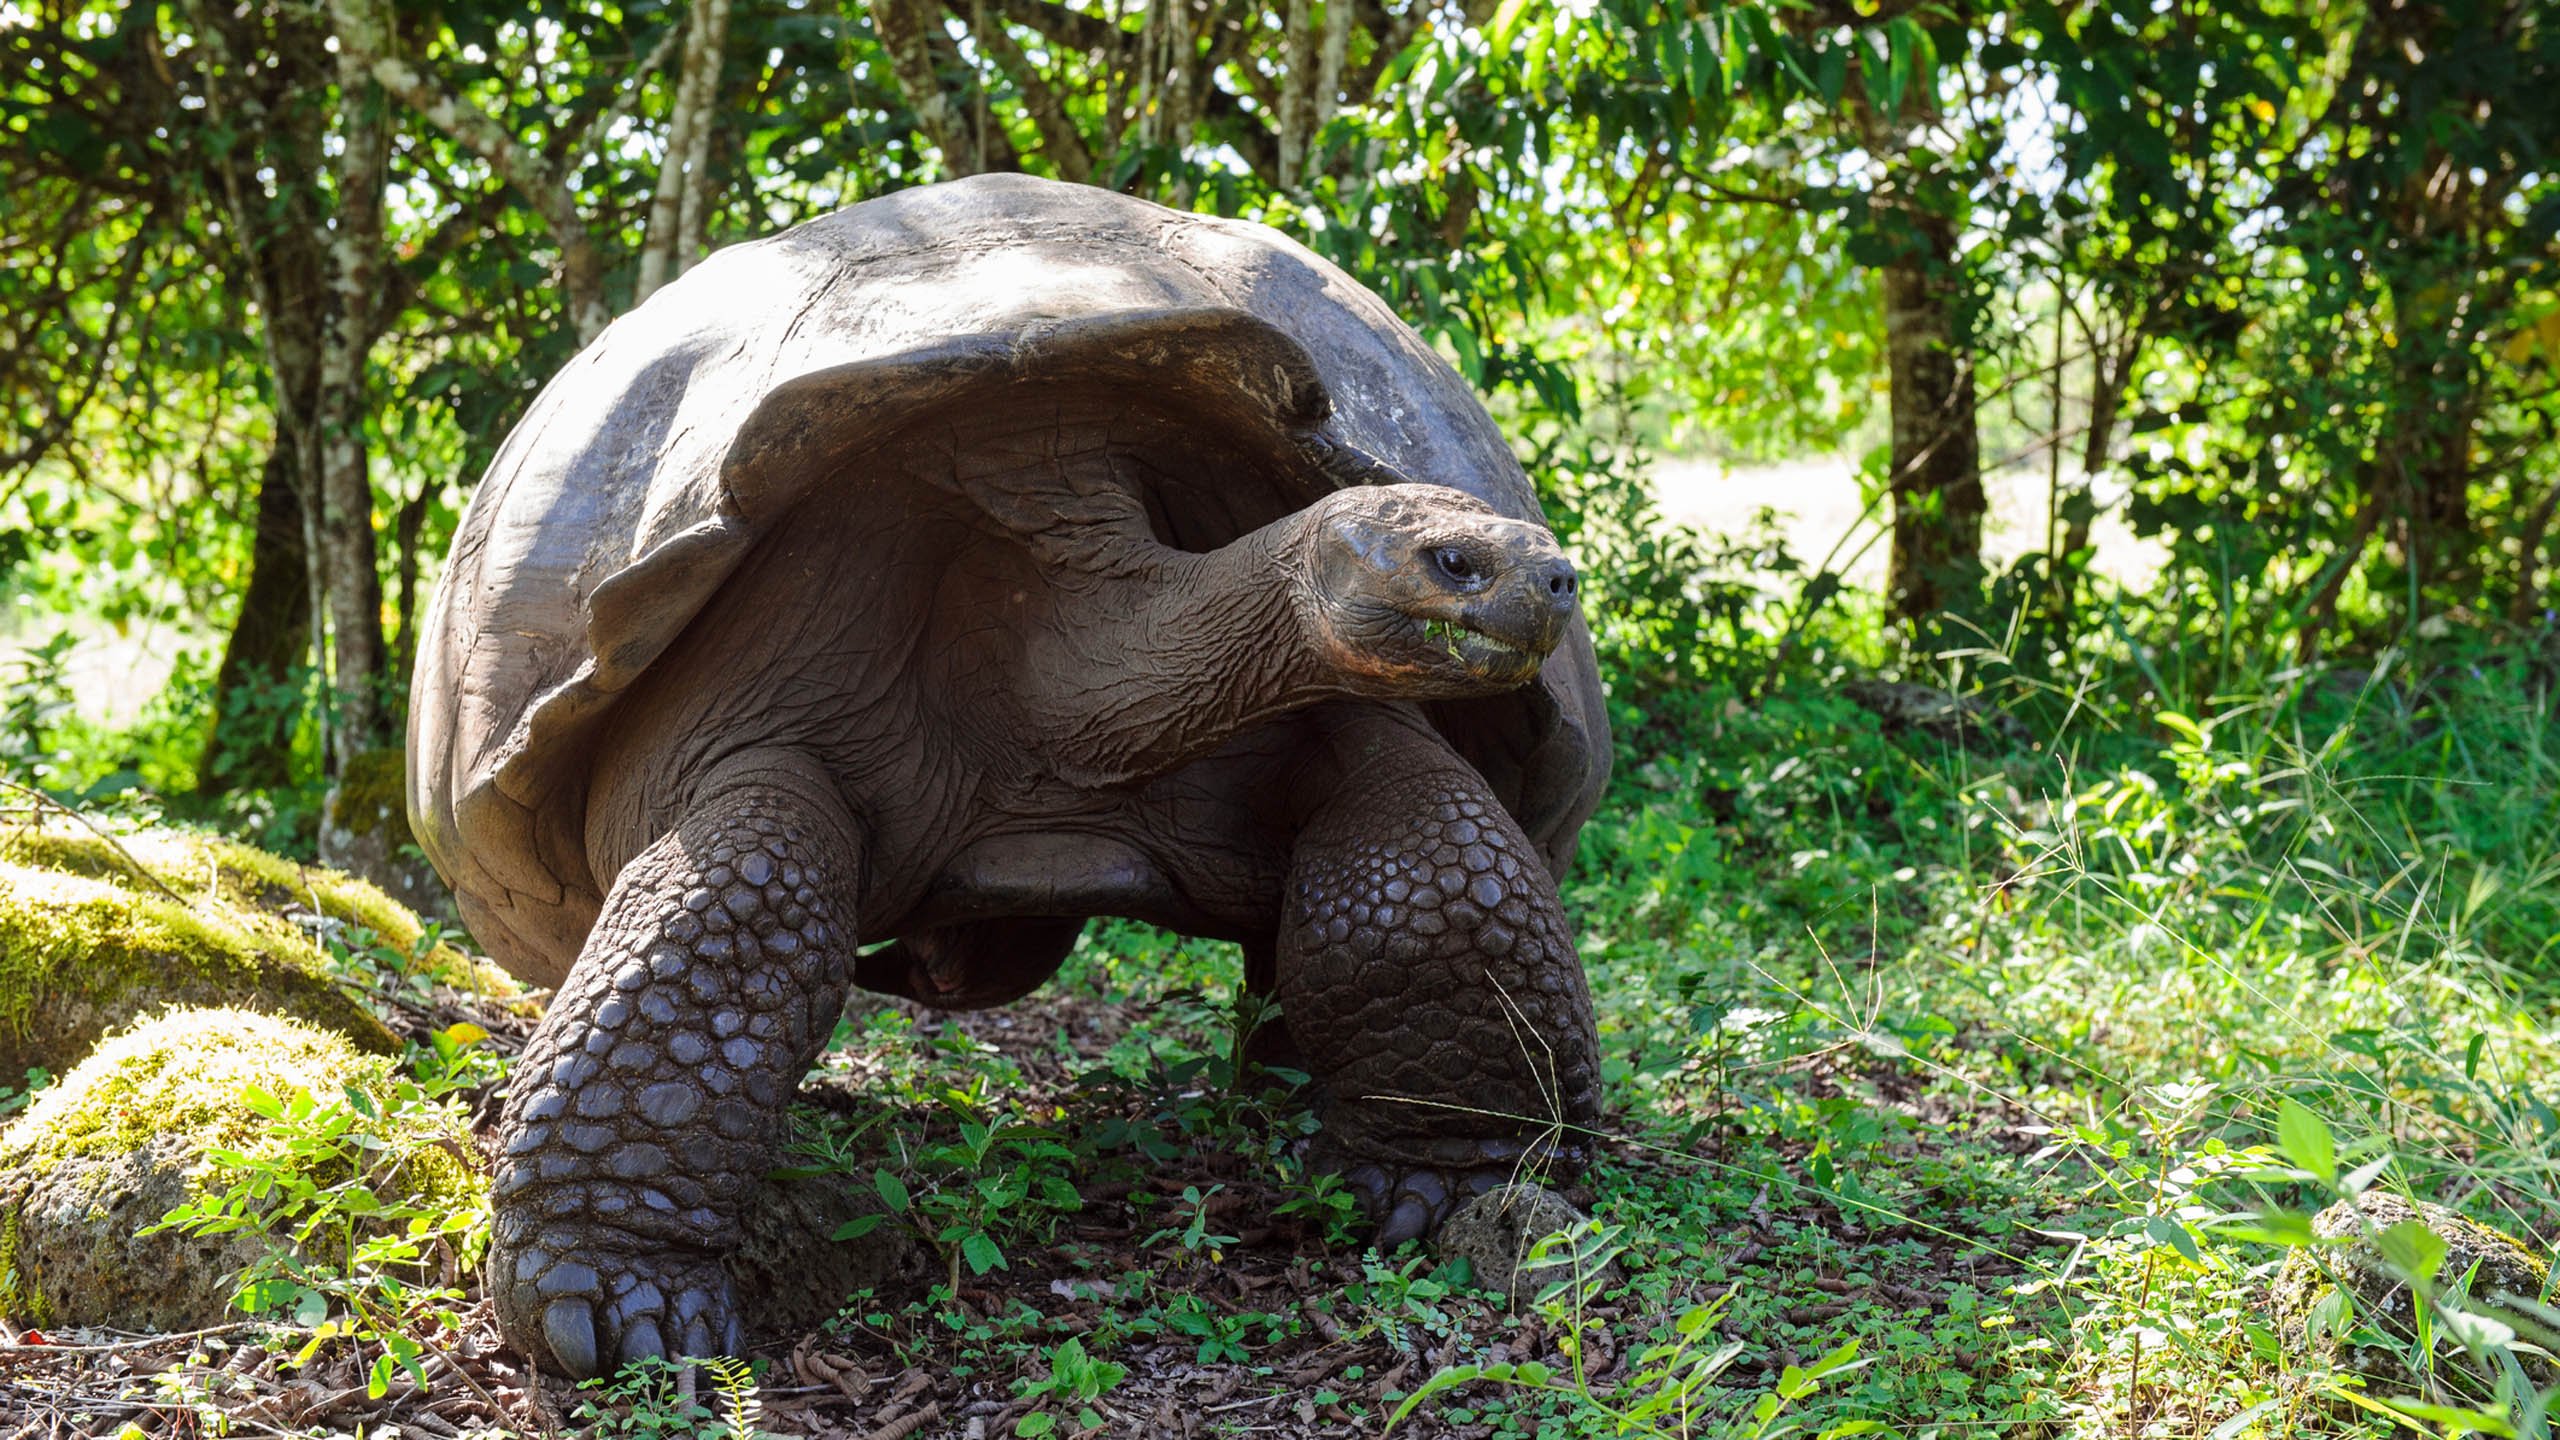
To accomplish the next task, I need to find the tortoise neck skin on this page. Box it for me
[1011,483,1581,789]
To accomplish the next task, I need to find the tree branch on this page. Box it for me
[868,0,1023,175]
[326,0,611,344]
[976,16,1097,181]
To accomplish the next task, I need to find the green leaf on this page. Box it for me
[1385,1366,1484,1427]
[1814,44,1848,106]
[1686,21,1721,103]
[961,1231,1006,1275]
[2374,1219,2448,1285]
[874,1168,912,1212]
[2210,1209,2316,1246]
[2275,1099,2336,1183]
[2207,1399,2286,1440]
[2435,1305,2516,1350]
[2374,1397,2519,1435]
[2340,1155,2391,1195]
[2144,1215,2203,1263]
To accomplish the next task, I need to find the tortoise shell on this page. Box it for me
[408,175,1608,984]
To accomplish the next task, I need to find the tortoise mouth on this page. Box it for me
[1420,615,1548,682]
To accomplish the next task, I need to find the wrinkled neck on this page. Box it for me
[1020,510,1343,787]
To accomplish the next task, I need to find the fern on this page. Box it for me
[702,1355,763,1440]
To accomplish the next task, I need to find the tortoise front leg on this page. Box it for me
[489,751,863,1378]
[1276,710,1602,1244]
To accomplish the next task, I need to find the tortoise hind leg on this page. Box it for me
[488,750,864,1378]
[1275,708,1602,1243]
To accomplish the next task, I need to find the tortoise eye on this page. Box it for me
[1431,546,1479,585]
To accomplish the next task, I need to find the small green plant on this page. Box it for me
[145,1350,253,1437]
[409,1018,510,1093]
[1161,1294,1280,1364]
[572,1355,778,1439]
[145,1068,487,1400]
[1012,1336,1128,1436]
[1272,1154,1362,1245]
[1340,1251,1463,1357]
[0,1065,51,1119]
[1139,1183,1240,1265]
[0,630,77,787]
[1388,1290,1875,1438]
[862,1099,1082,1294]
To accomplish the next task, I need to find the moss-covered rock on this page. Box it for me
[1435,1184,1619,1305]
[0,820,525,1077]
[0,1007,484,1329]
[0,821,496,987]
[0,860,397,1079]
[2271,1192,2556,1393]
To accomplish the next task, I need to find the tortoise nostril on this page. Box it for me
[1543,560,1578,600]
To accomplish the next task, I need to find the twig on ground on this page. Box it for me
[860,1401,941,1440]
[0,1322,261,1362]
[0,780,191,906]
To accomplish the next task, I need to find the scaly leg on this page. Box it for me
[488,751,863,1377]
[1277,708,1602,1243]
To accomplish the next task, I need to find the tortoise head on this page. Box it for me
[1294,483,1582,694]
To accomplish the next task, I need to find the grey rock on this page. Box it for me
[1435,1183,1618,1305]
[2271,1192,2555,1395]
[1838,679,2032,751]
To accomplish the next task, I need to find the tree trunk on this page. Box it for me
[1276,0,1320,188]
[330,0,612,343]
[639,0,730,301]
[977,14,1094,180]
[389,476,433,690]
[197,443,311,796]
[672,0,732,269]
[318,56,393,771]
[870,0,1019,175]
[2382,269,2484,609]
[1881,211,1983,626]
[2403,398,2478,601]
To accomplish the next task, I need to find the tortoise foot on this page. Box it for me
[485,752,864,1378]
[1327,1129,1580,1244]
[1275,710,1604,1249]
[493,1228,742,1378]
[1339,1163,1510,1246]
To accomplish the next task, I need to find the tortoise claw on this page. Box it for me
[495,1231,739,1379]
[617,1317,666,1370]
[1341,1161,1511,1246]
[1380,1196,1435,1247]
[544,1299,599,1379]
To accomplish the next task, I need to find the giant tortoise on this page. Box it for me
[409,173,1609,1376]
